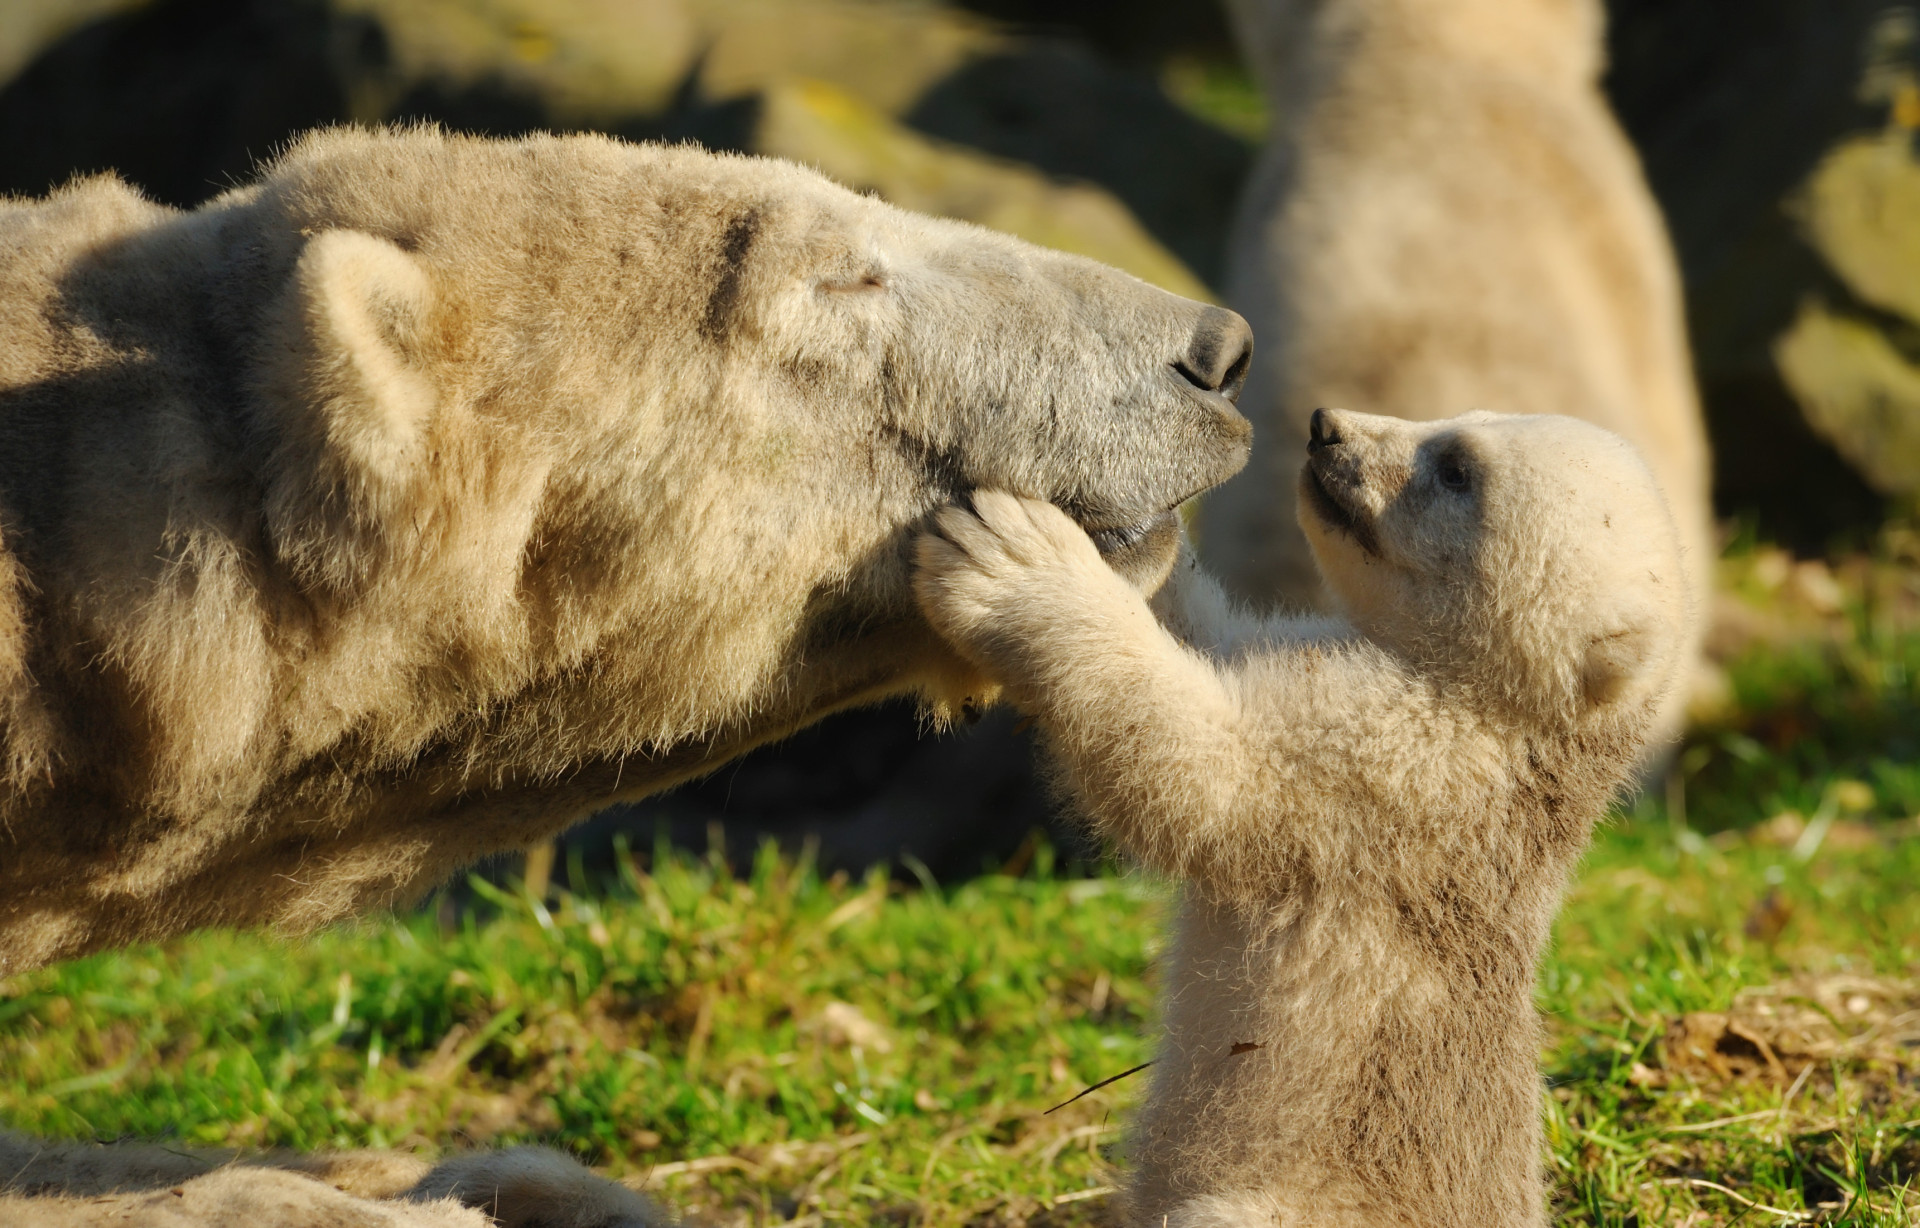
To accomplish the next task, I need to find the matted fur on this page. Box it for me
[1204,0,1711,639]
[0,1133,662,1227]
[915,411,1690,1227]
[0,125,1251,972]
[0,1170,482,1228]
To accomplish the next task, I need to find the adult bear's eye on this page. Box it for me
[1438,456,1471,491]
[817,272,888,294]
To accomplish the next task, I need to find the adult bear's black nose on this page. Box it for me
[1175,307,1254,402]
[1308,407,1341,453]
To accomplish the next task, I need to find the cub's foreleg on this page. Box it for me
[915,493,1300,887]
[1149,541,1342,660]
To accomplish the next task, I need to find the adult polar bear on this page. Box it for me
[0,125,1253,973]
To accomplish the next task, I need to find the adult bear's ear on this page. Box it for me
[286,229,439,486]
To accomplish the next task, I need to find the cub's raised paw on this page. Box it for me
[913,490,1126,674]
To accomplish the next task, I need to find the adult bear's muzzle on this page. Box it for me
[1175,307,1255,404]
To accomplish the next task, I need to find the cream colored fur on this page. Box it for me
[0,124,1251,972]
[0,1169,481,1228]
[1204,0,1712,641]
[915,411,1690,1228]
[0,1132,664,1228]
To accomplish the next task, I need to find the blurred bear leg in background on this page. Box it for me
[1201,0,1714,744]
[1203,0,1714,619]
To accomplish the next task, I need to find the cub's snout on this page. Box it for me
[1297,407,1385,557]
[1307,406,1340,452]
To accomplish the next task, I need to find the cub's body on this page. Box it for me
[917,411,1689,1227]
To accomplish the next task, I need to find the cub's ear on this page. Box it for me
[1580,622,1657,708]
[289,229,438,485]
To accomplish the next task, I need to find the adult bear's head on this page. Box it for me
[241,127,1250,772]
[706,178,1256,594]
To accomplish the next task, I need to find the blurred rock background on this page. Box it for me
[1606,0,1920,544]
[5,0,1920,877]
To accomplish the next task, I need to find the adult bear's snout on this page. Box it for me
[1176,307,1255,403]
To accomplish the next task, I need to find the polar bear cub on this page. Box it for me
[914,409,1690,1228]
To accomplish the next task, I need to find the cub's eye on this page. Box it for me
[1437,456,1472,491]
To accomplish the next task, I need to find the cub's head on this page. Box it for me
[1297,409,1690,729]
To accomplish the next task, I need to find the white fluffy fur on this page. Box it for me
[915,410,1690,1227]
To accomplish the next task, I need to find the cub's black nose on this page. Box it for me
[1308,407,1341,453]
[1175,307,1255,402]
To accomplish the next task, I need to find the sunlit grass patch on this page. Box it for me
[0,843,1161,1226]
[1544,823,1920,1226]
[1687,521,1920,835]
[2,815,1914,1226]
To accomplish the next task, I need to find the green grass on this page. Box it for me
[4,544,1920,1225]
[1544,821,1920,1225]
[3,829,1913,1225]
[1,844,1164,1225]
